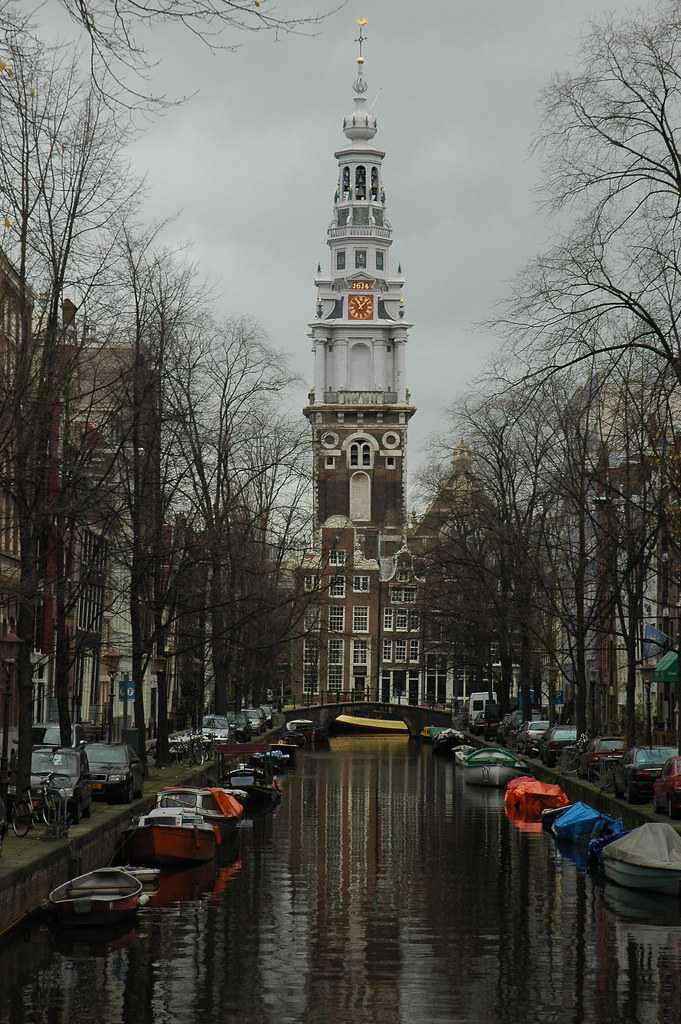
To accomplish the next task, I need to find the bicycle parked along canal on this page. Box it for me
[12,771,69,839]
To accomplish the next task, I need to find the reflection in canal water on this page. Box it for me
[1,736,681,1023]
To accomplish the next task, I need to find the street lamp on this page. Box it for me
[102,646,121,743]
[0,629,22,802]
[641,664,655,748]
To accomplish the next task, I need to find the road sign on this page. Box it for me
[119,679,136,701]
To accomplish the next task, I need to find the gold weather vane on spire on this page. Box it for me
[355,18,368,64]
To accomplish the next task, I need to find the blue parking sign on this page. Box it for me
[119,679,136,701]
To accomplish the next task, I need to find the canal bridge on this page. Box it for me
[284,698,452,738]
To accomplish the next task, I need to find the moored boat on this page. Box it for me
[224,764,282,812]
[332,714,408,735]
[48,868,144,926]
[432,728,466,756]
[504,776,570,822]
[463,746,528,787]
[602,822,681,896]
[124,807,217,865]
[156,787,243,841]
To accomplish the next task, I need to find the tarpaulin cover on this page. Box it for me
[552,801,603,839]
[505,776,569,822]
[209,789,244,820]
[602,822,681,870]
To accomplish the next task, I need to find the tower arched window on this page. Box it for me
[350,443,359,467]
[349,438,373,469]
[361,444,371,467]
[355,165,366,200]
[370,167,379,201]
[342,167,350,199]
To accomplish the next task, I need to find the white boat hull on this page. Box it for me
[464,763,525,788]
[603,857,681,896]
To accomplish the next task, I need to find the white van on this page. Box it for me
[468,691,497,719]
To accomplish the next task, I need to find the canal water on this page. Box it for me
[1,736,681,1023]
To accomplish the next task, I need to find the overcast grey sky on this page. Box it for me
[39,0,636,479]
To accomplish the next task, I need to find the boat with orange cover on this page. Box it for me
[504,775,569,822]
[156,787,243,842]
[124,807,217,865]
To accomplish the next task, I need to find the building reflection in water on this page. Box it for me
[0,736,681,1023]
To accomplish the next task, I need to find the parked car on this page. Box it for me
[515,720,550,756]
[614,746,678,802]
[201,715,232,741]
[244,707,266,734]
[224,711,252,742]
[470,700,500,739]
[538,725,578,767]
[85,742,144,803]
[31,746,92,824]
[577,736,626,782]
[652,756,681,818]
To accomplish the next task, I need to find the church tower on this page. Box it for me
[304,21,415,560]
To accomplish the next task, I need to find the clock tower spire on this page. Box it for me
[304,22,415,559]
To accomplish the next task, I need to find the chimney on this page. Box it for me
[62,298,77,325]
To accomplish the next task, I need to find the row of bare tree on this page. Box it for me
[421,1,681,749]
[0,14,312,794]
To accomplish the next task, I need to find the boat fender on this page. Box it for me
[139,893,150,907]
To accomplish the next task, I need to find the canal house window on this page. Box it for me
[353,606,369,632]
[353,639,368,666]
[383,608,394,631]
[391,587,417,604]
[329,549,346,566]
[329,575,345,598]
[395,640,407,662]
[353,575,370,592]
[410,611,420,631]
[426,653,448,703]
[382,640,392,661]
[409,640,420,662]
[303,638,318,692]
[336,250,346,270]
[304,575,318,592]
[395,608,408,631]
[329,606,344,632]
[328,639,344,690]
[328,665,343,690]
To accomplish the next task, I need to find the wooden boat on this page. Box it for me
[156,787,243,841]
[124,807,217,865]
[48,868,144,926]
[602,823,681,896]
[332,714,408,734]
[463,746,528,787]
[453,744,475,765]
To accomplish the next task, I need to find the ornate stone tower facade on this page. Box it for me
[303,28,415,561]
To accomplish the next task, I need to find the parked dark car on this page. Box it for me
[577,737,626,781]
[652,756,681,818]
[614,746,678,802]
[244,708,266,734]
[85,743,144,803]
[539,725,578,767]
[31,746,92,823]
[515,720,550,756]
[225,712,252,742]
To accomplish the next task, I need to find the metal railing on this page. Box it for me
[327,226,392,240]
[322,390,398,406]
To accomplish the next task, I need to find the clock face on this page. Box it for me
[348,294,374,320]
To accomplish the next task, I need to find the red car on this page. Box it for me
[577,736,625,782]
[652,755,681,819]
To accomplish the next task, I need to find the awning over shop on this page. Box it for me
[654,650,678,684]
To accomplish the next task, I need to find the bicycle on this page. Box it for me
[12,773,67,838]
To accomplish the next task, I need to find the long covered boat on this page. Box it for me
[331,714,408,734]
